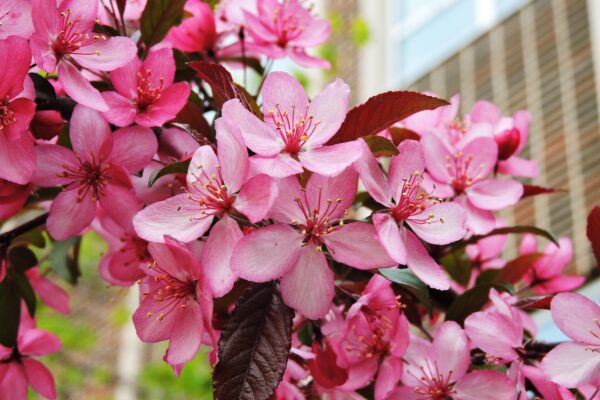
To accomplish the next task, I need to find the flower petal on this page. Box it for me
[101,91,137,127]
[353,140,392,206]
[235,174,278,223]
[372,213,406,264]
[249,153,303,178]
[466,179,523,210]
[71,36,137,71]
[47,189,97,240]
[304,78,349,147]
[69,104,113,161]
[0,134,35,185]
[551,293,600,344]
[421,133,453,183]
[541,342,600,387]
[261,71,309,120]
[163,301,203,370]
[298,141,363,176]
[136,82,190,127]
[403,229,450,290]
[58,62,108,112]
[389,140,425,201]
[216,117,248,193]
[110,126,158,173]
[453,371,517,400]
[407,202,467,245]
[23,359,57,400]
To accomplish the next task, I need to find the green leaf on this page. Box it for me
[463,226,559,247]
[50,237,81,284]
[140,0,187,47]
[362,136,399,157]
[148,158,191,187]
[446,283,508,325]
[8,246,38,273]
[379,268,431,310]
[440,251,472,287]
[0,277,21,347]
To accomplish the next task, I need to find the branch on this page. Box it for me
[0,213,49,244]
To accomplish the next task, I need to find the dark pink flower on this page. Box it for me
[0,36,36,185]
[132,237,214,374]
[167,0,218,54]
[30,110,64,141]
[223,72,362,177]
[33,105,157,239]
[102,47,190,128]
[356,140,466,289]
[0,0,34,39]
[243,0,331,68]
[231,169,396,319]
[30,0,137,111]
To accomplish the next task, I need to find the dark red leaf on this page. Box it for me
[499,253,543,284]
[388,127,421,145]
[189,61,255,113]
[362,136,399,157]
[515,295,554,310]
[327,91,449,145]
[587,206,600,266]
[522,185,564,198]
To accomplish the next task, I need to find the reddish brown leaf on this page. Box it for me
[515,295,554,310]
[498,253,543,284]
[388,127,421,145]
[362,135,399,157]
[587,206,600,266]
[522,185,565,198]
[327,91,449,145]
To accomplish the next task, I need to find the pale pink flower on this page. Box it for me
[132,237,214,374]
[391,321,517,400]
[230,169,396,319]
[0,311,61,400]
[167,0,218,54]
[520,234,584,294]
[541,293,600,387]
[517,365,576,400]
[0,0,34,39]
[30,0,137,111]
[102,47,190,128]
[465,219,508,270]
[0,179,31,219]
[222,72,362,177]
[355,140,466,289]
[0,36,36,185]
[243,0,330,68]
[215,0,257,33]
[33,105,157,239]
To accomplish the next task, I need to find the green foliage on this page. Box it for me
[351,18,370,47]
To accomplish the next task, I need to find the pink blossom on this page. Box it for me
[25,268,70,314]
[215,0,257,33]
[355,140,466,289]
[541,293,600,387]
[97,0,148,24]
[132,237,214,374]
[0,179,31,219]
[0,311,61,400]
[520,234,584,294]
[102,47,190,128]
[276,358,311,399]
[0,0,34,39]
[33,105,157,239]
[223,72,362,177]
[230,169,396,319]
[391,321,517,400]
[0,36,36,185]
[30,0,137,111]
[242,0,330,68]
[167,0,218,54]
[465,219,508,270]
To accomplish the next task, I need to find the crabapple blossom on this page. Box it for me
[167,0,218,54]
[0,0,33,39]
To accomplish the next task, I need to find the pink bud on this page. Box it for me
[30,110,64,140]
[494,127,520,160]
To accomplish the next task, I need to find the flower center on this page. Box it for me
[119,234,151,267]
[52,9,107,58]
[291,187,345,247]
[271,2,307,47]
[186,163,234,218]
[136,69,164,111]
[59,156,110,202]
[0,101,15,129]
[410,361,455,400]
[268,104,320,156]
[446,151,485,193]
[144,261,198,322]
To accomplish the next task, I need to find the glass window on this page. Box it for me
[496,0,525,18]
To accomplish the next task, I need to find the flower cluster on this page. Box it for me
[0,1,598,399]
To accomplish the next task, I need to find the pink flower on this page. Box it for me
[167,0,218,54]
[132,237,214,374]
[0,311,61,400]
[541,293,600,387]
[215,0,257,33]
[25,268,70,314]
[30,0,137,111]
[102,47,191,128]
[223,72,362,177]
[391,321,517,400]
[0,179,31,219]
[356,140,466,289]
[422,135,523,234]
[230,169,396,319]
[33,105,157,239]
[520,234,584,294]
[243,0,331,68]
[0,0,34,39]
[0,36,36,185]
[465,219,508,270]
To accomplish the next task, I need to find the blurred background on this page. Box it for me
[36,0,600,398]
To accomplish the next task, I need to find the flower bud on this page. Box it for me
[0,179,30,219]
[30,110,64,141]
[493,127,520,160]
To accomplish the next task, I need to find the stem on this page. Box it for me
[0,213,49,244]
[239,27,247,88]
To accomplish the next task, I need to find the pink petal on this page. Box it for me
[469,100,502,124]
[136,82,190,127]
[324,222,397,270]
[374,356,403,400]
[163,301,203,369]
[541,342,600,387]
[389,140,425,201]
[25,268,70,314]
[58,0,98,31]
[460,137,498,179]
[133,288,185,343]
[305,168,358,220]
[142,47,175,88]
[222,99,282,155]
[69,104,113,161]
[99,182,141,234]
[519,233,537,255]
[105,249,146,286]
[23,359,57,400]
[47,189,97,240]
[231,224,303,282]
[268,176,306,224]
[30,33,57,72]
[133,194,212,242]
[108,56,142,97]
[71,36,137,71]
[432,321,470,380]
[261,72,309,120]
[249,153,303,178]
[149,237,202,281]
[298,142,363,176]
[407,202,467,245]
[533,275,585,294]
[353,141,392,206]
[200,215,243,297]
[454,371,517,400]
[466,179,523,210]
[464,310,520,361]
[101,91,137,127]
[304,78,350,147]
[187,145,219,188]
[498,156,539,178]
[534,237,572,279]
[33,145,78,187]
[402,229,450,290]
[216,118,248,193]
[522,365,573,400]
[110,126,158,173]
[0,363,28,400]
[551,293,600,344]
[0,134,35,185]
[292,18,330,47]
[0,0,34,40]
[235,174,278,223]
[3,98,35,141]
[372,213,406,264]
[288,48,331,69]
[458,196,496,234]
[0,36,31,98]
[421,133,453,183]
[58,62,108,112]
[280,246,334,319]
[31,0,61,38]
